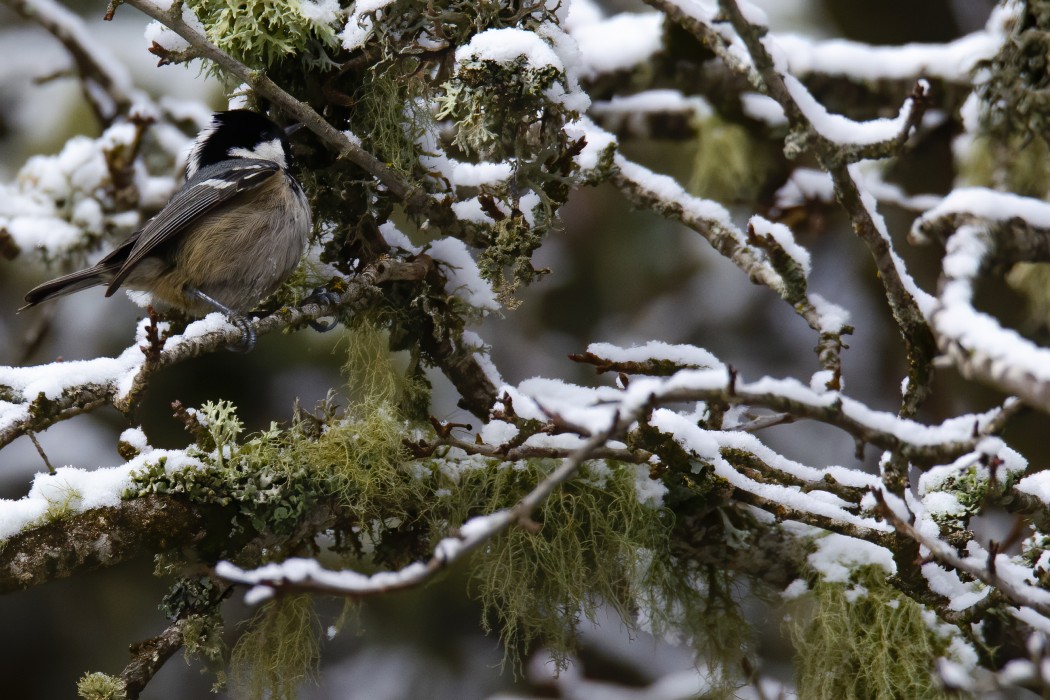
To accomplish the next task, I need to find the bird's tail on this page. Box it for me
[20,266,110,311]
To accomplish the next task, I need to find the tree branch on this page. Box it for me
[0,495,215,594]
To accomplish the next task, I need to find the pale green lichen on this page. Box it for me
[229,594,322,700]
[186,0,338,71]
[124,321,734,684]
[40,481,83,523]
[76,672,126,700]
[689,114,775,202]
[788,568,949,700]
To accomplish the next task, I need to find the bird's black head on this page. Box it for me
[186,110,296,178]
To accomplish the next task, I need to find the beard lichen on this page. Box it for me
[788,567,950,700]
[228,594,322,700]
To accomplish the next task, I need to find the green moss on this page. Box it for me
[181,613,229,692]
[350,67,432,176]
[229,594,321,700]
[959,134,1050,197]
[76,672,126,700]
[789,569,949,700]
[417,456,731,675]
[437,54,566,161]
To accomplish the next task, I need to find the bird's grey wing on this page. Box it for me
[104,160,280,295]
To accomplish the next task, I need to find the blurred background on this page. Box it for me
[0,0,1014,697]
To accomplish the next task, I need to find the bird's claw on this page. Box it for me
[227,315,257,353]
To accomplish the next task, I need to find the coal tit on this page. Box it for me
[22,109,312,351]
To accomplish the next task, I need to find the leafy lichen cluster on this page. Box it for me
[186,0,339,72]
[76,672,126,700]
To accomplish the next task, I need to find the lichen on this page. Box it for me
[228,594,322,700]
[186,0,338,72]
[788,568,950,700]
[76,672,126,700]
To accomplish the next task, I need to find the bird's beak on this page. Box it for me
[284,122,304,137]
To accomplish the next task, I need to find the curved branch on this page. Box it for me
[0,495,214,594]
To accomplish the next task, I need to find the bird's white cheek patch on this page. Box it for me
[228,138,287,167]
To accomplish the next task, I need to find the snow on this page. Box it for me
[570,13,663,80]
[749,215,811,275]
[461,330,505,387]
[938,658,975,691]
[3,119,148,257]
[118,427,150,454]
[784,74,916,146]
[775,30,1001,82]
[478,420,519,446]
[563,117,616,174]
[651,409,890,532]
[143,19,189,52]
[922,562,989,611]
[586,341,722,369]
[632,464,668,507]
[0,447,204,541]
[426,237,499,312]
[217,557,431,603]
[781,578,809,600]
[808,293,851,333]
[218,511,513,600]
[1018,472,1050,505]
[448,161,513,188]
[340,0,395,51]
[0,314,240,440]
[912,187,1050,243]
[808,533,896,582]
[740,92,786,126]
[614,154,734,228]
[455,28,563,72]
[297,0,341,25]
[591,90,713,119]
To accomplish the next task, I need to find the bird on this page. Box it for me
[21,109,313,351]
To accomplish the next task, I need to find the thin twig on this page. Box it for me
[875,490,1050,618]
[25,431,55,474]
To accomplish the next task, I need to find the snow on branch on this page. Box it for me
[608,142,851,382]
[4,0,142,124]
[909,190,1050,411]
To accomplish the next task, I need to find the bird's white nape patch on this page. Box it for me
[228,138,287,167]
[186,119,221,178]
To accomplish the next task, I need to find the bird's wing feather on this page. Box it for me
[104,160,280,295]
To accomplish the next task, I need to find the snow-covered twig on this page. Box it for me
[610,153,851,381]
[3,0,139,123]
[0,494,209,594]
[875,489,1050,619]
